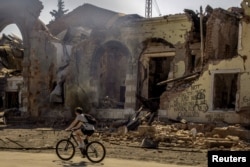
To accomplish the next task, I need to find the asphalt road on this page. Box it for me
[0,151,198,167]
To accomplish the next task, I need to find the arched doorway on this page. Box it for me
[91,41,130,108]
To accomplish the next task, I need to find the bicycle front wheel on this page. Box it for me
[86,141,106,163]
[56,139,75,161]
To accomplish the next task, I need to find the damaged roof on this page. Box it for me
[47,3,142,36]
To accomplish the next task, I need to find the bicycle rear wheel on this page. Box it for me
[85,141,106,163]
[56,139,75,161]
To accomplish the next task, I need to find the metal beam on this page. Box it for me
[145,0,152,18]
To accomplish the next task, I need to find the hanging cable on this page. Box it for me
[153,0,162,16]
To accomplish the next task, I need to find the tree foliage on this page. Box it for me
[50,0,69,21]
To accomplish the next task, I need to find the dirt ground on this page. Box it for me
[1,141,208,166]
[2,120,250,167]
[0,124,208,167]
[0,151,200,167]
[104,142,207,166]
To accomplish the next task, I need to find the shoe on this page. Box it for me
[82,150,86,158]
[81,148,86,158]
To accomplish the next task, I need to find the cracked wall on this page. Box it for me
[160,5,250,124]
[0,0,49,117]
[1,1,250,125]
[205,8,239,60]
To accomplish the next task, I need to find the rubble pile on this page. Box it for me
[99,121,250,151]
[0,120,249,153]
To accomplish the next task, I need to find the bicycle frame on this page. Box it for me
[66,130,101,158]
[56,129,106,163]
[67,130,80,147]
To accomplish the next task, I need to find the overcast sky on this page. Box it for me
[0,0,243,38]
[40,0,242,23]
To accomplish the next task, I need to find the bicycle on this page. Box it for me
[55,129,106,163]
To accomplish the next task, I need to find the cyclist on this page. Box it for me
[65,107,95,149]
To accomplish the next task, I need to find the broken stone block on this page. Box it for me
[196,132,205,137]
[137,125,156,137]
[154,134,165,142]
[204,124,216,132]
[155,134,173,143]
[176,131,189,138]
[211,126,250,140]
[187,123,205,132]
[190,128,197,139]
[225,135,240,142]
[177,140,185,144]
[213,134,220,138]
[205,138,236,148]
[176,136,193,142]
[174,123,188,130]
[161,125,172,132]
[117,125,128,136]
[194,138,206,146]
[140,137,158,148]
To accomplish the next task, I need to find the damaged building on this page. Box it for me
[0,0,250,126]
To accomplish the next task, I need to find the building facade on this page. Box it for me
[0,0,250,125]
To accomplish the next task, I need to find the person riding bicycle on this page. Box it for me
[65,107,95,149]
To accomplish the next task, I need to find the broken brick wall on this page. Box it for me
[47,4,140,114]
[127,14,193,103]
[0,0,49,117]
[160,7,250,125]
[205,8,239,60]
[237,1,250,117]
[26,2,250,124]
[45,10,194,119]
[2,1,250,125]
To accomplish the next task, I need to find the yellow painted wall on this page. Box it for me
[123,14,192,45]
[162,21,250,124]
[123,10,250,124]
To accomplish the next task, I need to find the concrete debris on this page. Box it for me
[104,121,250,150]
[0,122,250,152]
[210,126,250,141]
[0,0,250,127]
[140,137,159,148]
[0,2,249,157]
[138,125,156,137]
[0,34,23,72]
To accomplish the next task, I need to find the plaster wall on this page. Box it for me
[158,6,250,125]
[162,37,250,124]
[120,15,192,107]
[238,21,250,109]
[122,15,192,45]
[2,1,249,125]
[161,57,250,124]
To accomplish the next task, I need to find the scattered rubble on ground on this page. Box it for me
[0,121,249,166]
[100,121,250,151]
[0,120,249,151]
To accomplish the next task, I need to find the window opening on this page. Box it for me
[213,73,238,110]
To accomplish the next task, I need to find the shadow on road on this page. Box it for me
[52,159,104,166]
